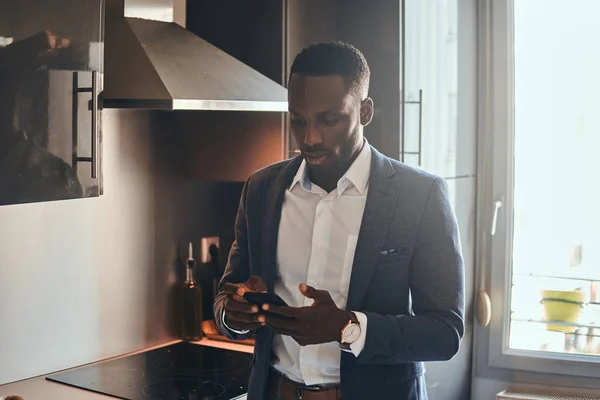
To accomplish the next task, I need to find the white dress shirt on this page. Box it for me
[223,141,371,386]
[271,141,371,386]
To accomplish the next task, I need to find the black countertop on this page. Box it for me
[46,342,253,400]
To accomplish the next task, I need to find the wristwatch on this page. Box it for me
[340,312,361,350]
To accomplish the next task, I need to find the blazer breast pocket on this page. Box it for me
[377,246,412,265]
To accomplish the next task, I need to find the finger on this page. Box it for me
[59,38,70,48]
[46,31,57,48]
[226,310,266,325]
[261,304,303,318]
[246,275,268,292]
[225,312,266,331]
[223,283,243,295]
[233,294,247,303]
[300,284,333,303]
[225,296,259,313]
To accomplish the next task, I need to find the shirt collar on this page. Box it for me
[290,159,310,191]
[290,139,372,195]
[339,139,371,195]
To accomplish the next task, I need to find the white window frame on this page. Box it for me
[479,0,600,377]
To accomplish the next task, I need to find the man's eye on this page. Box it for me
[322,116,340,126]
[291,118,306,126]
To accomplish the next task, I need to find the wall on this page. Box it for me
[0,109,243,385]
[173,111,285,182]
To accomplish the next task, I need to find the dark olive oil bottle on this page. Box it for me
[180,242,204,341]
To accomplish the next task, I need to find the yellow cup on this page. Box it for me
[540,290,586,333]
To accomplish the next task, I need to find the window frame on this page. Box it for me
[479,0,600,377]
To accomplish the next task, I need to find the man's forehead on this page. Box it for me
[288,74,351,110]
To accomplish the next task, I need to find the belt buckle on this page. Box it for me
[296,384,329,400]
[302,385,328,392]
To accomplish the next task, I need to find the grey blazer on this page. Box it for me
[214,146,465,400]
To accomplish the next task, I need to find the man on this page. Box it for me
[214,42,464,400]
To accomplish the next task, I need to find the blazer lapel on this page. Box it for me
[260,157,303,292]
[346,148,400,310]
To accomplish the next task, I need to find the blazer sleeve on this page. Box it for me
[213,177,255,341]
[358,177,465,364]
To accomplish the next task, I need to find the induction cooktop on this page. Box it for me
[46,342,252,400]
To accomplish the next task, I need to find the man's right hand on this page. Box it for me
[222,276,267,331]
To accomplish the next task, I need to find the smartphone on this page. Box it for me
[242,291,294,320]
[243,291,288,307]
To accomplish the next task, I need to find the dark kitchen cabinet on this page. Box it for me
[0,0,104,206]
[182,0,287,181]
[333,0,402,163]
[187,0,286,87]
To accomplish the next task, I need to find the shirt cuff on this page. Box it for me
[342,311,368,357]
[222,310,251,335]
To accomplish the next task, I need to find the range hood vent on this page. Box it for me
[103,0,288,111]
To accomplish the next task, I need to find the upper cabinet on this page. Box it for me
[0,0,104,206]
[334,0,402,163]
[181,0,287,182]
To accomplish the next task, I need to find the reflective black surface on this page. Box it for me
[0,0,104,206]
[47,342,252,400]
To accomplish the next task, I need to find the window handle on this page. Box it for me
[477,231,492,327]
[491,199,503,236]
[477,199,503,327]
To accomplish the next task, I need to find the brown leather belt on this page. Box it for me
[267,368,342,400]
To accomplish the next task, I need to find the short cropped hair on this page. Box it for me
[289,41,370,99]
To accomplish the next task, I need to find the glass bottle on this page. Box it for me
[180,243,204,341]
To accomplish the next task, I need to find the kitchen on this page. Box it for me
[0,0,599,399]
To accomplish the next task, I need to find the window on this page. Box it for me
[509,0,600,357]
[483,0,600,376]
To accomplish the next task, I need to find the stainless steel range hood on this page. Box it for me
[103,0,288,111]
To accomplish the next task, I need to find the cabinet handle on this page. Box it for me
[72,70,100,179]
[91,70,99,178]
[401,89,423,167]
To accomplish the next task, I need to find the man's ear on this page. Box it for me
[360,97,374,126]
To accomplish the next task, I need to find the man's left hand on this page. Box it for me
[263,283,351,346]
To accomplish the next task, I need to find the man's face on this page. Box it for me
[288,74,372,171]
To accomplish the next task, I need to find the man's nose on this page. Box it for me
[304,125,323,147]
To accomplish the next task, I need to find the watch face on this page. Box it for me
[342,324,361,344]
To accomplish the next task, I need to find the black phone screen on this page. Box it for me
[243,291,288,307]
